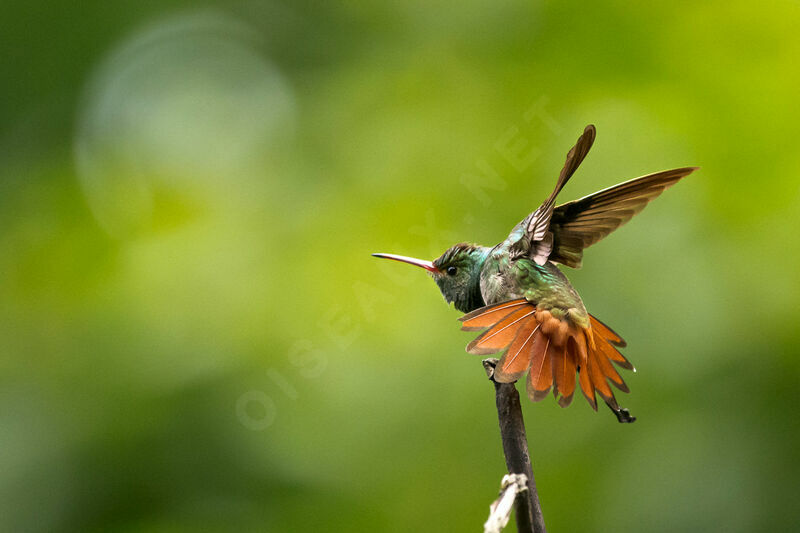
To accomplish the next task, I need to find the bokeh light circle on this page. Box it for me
[74,11,295,238]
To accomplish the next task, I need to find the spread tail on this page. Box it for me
[460,299,635,416]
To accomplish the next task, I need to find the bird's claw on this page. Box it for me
[612,407,636,424]
[482,358,500,380]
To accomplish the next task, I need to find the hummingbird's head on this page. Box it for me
[373,243,489,313]
[431,243,488,312]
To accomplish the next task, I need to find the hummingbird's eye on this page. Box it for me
[446,266,457,276]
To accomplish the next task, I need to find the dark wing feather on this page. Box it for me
[548,167,699,268]
[521,125,596,262]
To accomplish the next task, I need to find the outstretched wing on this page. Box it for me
[514,125,596,265]
[525,125,596,243]
[510,124,698,268]
[547,166,699,268]
[459,299,634,411]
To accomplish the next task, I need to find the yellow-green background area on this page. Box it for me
[3,1,799,531]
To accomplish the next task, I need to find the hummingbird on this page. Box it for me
[374,125,697,422]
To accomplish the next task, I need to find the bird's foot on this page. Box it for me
[610,405,636,424]
[482,358,500,380]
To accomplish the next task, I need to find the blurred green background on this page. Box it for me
[2,1,800,531]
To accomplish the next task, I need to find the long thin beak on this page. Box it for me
[372,253,439,272]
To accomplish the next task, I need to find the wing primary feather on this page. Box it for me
[548,166,698,268]
[526,126,596,239]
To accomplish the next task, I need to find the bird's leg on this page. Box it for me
[606,402,636,423]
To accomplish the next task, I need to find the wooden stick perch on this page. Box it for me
[483,358,546,533]
[484,474,529,533]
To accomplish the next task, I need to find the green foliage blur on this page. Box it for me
[2,1,799,531]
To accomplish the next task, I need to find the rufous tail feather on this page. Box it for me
[461,300,635,412]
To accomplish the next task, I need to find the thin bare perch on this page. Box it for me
[484,474,529,533]
[483,358,546,533]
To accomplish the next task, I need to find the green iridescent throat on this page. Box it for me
[432,244,491,313]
